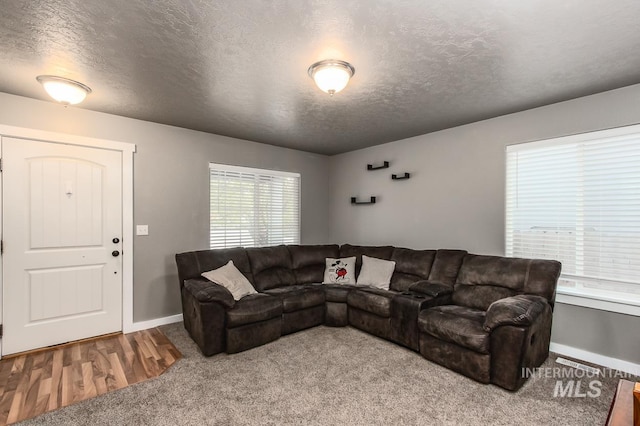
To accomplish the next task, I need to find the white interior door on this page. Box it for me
[2,137,123,355]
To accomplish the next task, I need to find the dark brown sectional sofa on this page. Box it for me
[175,244,561,391]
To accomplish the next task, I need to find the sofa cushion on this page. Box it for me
[246,245,296,291]
[263,285,325,313]
[356,255,396,290]
[339,244,394,275]
[418,305,490,354]
[452,283,517,311]
[176,247,253,287]
[202,260,257,301]
[288,245,340,284]
[323,257,357,284]
[456,255,562,306]
[457,254,530,290]
[324,284,355,302]
[226,293,283,328]
[427,249,467,285]
[347,288,398,317]
[389,248,436,292]
[453,254,533,310]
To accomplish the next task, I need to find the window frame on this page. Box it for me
[505,123,640,316]
[208,162,301,249]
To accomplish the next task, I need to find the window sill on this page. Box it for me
[555,288,640,316]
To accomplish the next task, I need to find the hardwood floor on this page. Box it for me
[0,327,181,425]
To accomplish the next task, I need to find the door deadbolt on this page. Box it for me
[113,237,120,244]
[112,250,120,257]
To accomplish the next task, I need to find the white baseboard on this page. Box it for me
[550,342,640,376]
[125,313,183,333]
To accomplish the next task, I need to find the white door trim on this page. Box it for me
[0,124,136,338]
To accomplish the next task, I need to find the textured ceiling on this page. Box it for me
[1,1,640,155]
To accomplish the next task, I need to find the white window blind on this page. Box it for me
[506,128,640,307]
[209,163,300,249]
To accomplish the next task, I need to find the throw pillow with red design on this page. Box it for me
[322,257,356,284]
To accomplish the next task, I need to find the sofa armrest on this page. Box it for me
[409,280,453,298]
[184,277,235,309]
[483,294,549,332]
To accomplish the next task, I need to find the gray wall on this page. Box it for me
[328,83,640,364]
[0,92,331,323]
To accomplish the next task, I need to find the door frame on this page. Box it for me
[0,125,136,356]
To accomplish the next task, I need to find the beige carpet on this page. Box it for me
[18,323,632,425]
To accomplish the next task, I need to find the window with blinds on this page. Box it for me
[209,163,300,249]
[506,127,640,308]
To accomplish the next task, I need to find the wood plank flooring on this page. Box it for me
[0,327,181,425]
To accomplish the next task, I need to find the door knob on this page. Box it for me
[112,237,120,244]
[112,250,120,257]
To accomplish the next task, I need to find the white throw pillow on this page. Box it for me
[201,260,257,301]
[322,257,357,284]
[356,255,396,290]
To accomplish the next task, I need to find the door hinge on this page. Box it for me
[0,324,3,338]
[0,240,3,254]
[0,158,2,172]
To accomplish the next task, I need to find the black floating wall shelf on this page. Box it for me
[351,196,376,205]
[392,173,411,180]
[367,161,389,171]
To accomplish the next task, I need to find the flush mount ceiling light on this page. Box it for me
[36,75,92,105]
[307,59,355,96]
